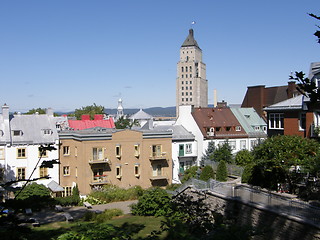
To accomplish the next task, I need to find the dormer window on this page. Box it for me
[13,130,22,136]
[42,129,52,135]
[254,126,260,131]
[226,126,231,131]
[236,126,241,131]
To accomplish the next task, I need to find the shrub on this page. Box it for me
[95,209,123,223]
[131,187,172,217]
[241,164,254,183]
[199,165,215,181]
[235,149,254,166]
[166,184,181,191]
[181,166,198,183]
[216,160,228,182]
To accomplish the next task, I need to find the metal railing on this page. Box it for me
[174,178,320,226]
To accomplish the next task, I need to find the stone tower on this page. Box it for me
[176,29,208,116]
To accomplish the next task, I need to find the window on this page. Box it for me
[269,113,284,129]
[38,147,48,158]
[17,148,26,158]
[115,145,121,158]
[236,126,241,131]
[186,98,188,101]
[182,98,184,102]
[190,86,192,90]
[186,144,192,154]
[216,127,221,132]
[186,74,188,78]
[181,67,184,72]
[182,92,184,96]
[185,66,188,72]
[186,92,188,96]
[93,147,104,160]
[254,126,260,131]
[42,129,52,135]
[226,126,232,131]
[190,92,192,96]
[116,165,122,178]
[181,81,184,84]
[190,74,192,78]
[151,145,162,158]
[229,141,236,150]
[63,146,70,155]
[299,112,306,130]
[75,147,78,157]
[240,140,246,150]
[190,81,192,84]
[63,186,72,197]
[13,130,22,136]
[250,140,258,150]
[152,164,162,177]
[134,164,140,177]
[186,86,188,90]
[39,167,48,178]
[0,148,4,159]
[190,66,192,72]
[17,167,26,180]
[182,75,184,78]
[182,87,184,90]
[134,144,140,157]
[190,98,192,101]
[63,166,70,176]
[186,81,188,84]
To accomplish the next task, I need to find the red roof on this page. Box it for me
[68,115,115,130]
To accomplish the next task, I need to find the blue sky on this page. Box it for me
[0,1,319,112]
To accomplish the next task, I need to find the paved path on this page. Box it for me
[28,200,138,225]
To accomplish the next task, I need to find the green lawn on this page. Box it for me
[0,214,167,240]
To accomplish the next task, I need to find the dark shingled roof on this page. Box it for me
[181,29,200,49]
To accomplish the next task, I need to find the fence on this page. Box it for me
[174,178,320,227]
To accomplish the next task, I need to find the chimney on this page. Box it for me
[94,114,103,120]
[213,89,217,108]
[81,115,90,120]
[2,104,9,120]
[287,81,296,98]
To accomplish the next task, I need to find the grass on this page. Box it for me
[0,214,167,240]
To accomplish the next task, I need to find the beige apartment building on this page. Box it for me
[176,28,208,116]
[59,128,172,196]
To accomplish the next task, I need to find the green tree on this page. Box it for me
[115,116,139,129]
[216,160,228,182]
[181,165,198,183]
[250,135,320,191]
[15,182,52,209]
[235,149,254,166]
[131,187,172,217]
[25,108,46,114]
[201,141,215,164]
[74,103,105,120]
[213,142,233,163]
[71,184,80,205]
[199,165,215,181]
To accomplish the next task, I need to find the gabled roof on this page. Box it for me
[264,95,306,111]
[191,108,247,138]
[230,108,267,137]
[68,117,115,130]
[181,29,200,49]
[129,109,153,120]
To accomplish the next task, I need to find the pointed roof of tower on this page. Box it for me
[181,29,200,49]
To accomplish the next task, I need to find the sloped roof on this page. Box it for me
[129,109,153,120]
[68,118,115,130]
[230,108,267,137]
[10,114,63,144]
[191,108,247,139]
[264,95,306,111]
[47,180,64,192]
[181,29,200,49]
[153,124,195,141]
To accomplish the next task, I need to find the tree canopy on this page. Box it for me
[74,103,105,120]
[212,142,233,163]
[25,108,47,115]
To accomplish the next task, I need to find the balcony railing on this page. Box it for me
[150,152,167,160]
[90,175,108,185]
[149,173,168,181]
[89,158,111,164]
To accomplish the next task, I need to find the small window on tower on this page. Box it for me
[190,86,192,90]
[186,86,188,90]
[190,66,192,72]
[186,98,188,101]
[182,87,184,90]
[190,74,192,78]
[182,92,184,96]
[190,98,192,101]
[182,98,184,101]
[186,66,188,72]
[181,67,184,72]
[186,92,188,96]
[182,81,184,84]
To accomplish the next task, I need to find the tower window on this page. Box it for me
[186,66,188,72]
[182,98,184,101]
[190,66,192,72]
[186,81,188,84]
[186,74,188,78]
[190,74,192,78]
[182,81,184,84]
[186,87,188,90]
[190,98,192,101]
[190,92,192,96]
[190,86,192,90]
[182,75,184,78]
[186,98,188,101]
[182,92,184,96]
[186,92,188,96]
[190,81,192,84]
[181,67,184,72]
[182,87,184,90]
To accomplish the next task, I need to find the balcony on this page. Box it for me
[149,174,168,181]
[89,158,111,165]
[150,152,167,161]
[90,175,108,185]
